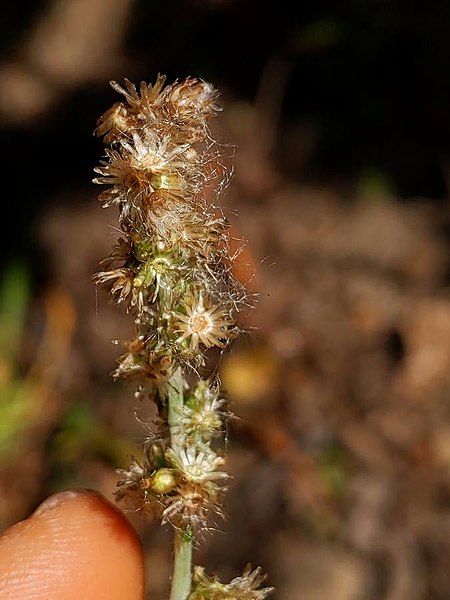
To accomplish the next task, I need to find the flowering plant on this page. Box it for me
[94,75,273,599]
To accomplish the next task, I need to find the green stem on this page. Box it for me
[170,529,193,600]
[168,366,193,600]
[168,366,185,450]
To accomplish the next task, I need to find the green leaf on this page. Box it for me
[0,262,29,367]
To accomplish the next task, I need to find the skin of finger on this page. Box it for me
[0,490,145,600]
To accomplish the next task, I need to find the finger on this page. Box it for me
[0,490,145,600]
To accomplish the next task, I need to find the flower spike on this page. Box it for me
[94,75,272,598]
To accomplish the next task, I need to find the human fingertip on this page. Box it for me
[0,489,145,599]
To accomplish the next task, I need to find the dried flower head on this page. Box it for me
[162,481,224,532]
[180,380,227,442]
[174,295,237,352]
[95,102,129,143]
[190,565,274,599]
[167,445,228,485]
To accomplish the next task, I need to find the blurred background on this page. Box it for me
[0,1,449,598]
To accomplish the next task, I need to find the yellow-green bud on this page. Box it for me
[150,468,177,494]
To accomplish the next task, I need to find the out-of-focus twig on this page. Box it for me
[0,0,133,123]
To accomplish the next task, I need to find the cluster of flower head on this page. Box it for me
[94,76,249,369]
[94,76,270,596]
[189,565,274,599]
[115,379,229,530]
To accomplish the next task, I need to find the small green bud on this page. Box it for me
[150,468,177,494]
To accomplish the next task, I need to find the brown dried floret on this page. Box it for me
[162,480,224,532]
[93,267,135,304]
[114,342,173,389]
[95,102,129,143]
[165,77,220,119]
[190,565,274,599]
[110,75,167,121]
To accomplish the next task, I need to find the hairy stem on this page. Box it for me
[168,366,192,600]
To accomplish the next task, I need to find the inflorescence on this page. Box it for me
[94,75,272,599]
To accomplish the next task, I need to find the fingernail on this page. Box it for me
[33,489,97,516]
